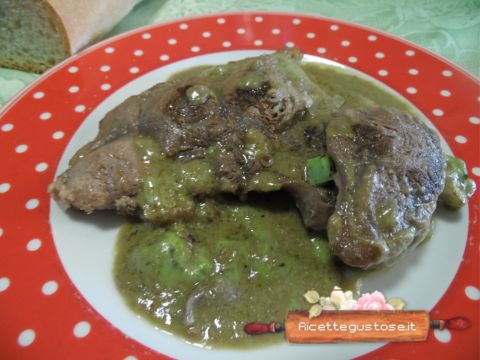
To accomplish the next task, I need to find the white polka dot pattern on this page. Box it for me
[469,116,479,125]
[0,277,10,292]
[433,329,451,343]
[39,112,51,120]
[15,144,28,153]
[52,131,64,140]
[42,281,58,295]
[73,321,91,338]
[35,162,48,172]
[465,285,480,300]
[74,105,86,113]
[124,356,138,360]
[0,183,10,193]
[1,123,13,131]
[25,199,39,210]
[17,329,36,347]
[26,239,42,251]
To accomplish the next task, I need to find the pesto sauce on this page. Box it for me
[115,195,341,347]
[114,60,412,348]
[301,62,411,112]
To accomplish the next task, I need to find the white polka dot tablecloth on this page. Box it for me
[0,12,478,360]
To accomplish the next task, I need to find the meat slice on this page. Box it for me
[284,182,336,231]
[51,136,143,214]
[326,107,446,268]
[50,49,335,222]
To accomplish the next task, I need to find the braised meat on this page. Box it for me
[52,136,143,213]
[326,108,446,268]
[50,49,337,225]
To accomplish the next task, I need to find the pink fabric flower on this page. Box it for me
[354,291,394,310]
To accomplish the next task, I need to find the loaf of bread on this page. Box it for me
[0,0,141,73]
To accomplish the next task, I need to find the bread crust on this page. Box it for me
[40,0,70,57]
[47,0,141,53]
[0,0,140,73]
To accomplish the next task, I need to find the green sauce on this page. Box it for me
[115,195,342,347]
[302,62,411,111]
[114,60,413,347]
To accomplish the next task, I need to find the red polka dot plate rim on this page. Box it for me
[0,12,478,360]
